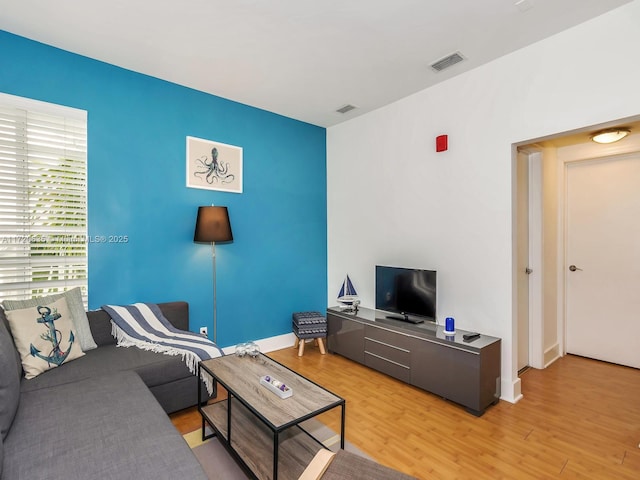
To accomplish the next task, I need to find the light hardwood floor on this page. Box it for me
[171,345,640,479]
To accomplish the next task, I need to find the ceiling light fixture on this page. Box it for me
[591,128,630,144]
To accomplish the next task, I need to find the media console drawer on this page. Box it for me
[364,325,412,351]
[364,335,411,367]
[364,350,411,383]
[364,336,410,365]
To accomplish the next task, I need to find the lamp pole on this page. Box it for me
[211,241,217,344]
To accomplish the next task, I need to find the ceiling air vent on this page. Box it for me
[336,104,357,114]
[430,52,465,72]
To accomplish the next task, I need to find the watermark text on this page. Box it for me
[0,235,129,244]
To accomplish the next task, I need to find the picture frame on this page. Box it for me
[186,136,243,193]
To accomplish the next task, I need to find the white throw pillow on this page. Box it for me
[5,297,85,379]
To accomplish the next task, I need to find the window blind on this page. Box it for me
[0,95,88,305]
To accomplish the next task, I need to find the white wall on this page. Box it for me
[326,1,640,403]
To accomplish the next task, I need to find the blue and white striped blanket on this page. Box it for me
[102,302,223,394]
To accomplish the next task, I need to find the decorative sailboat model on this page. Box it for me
[337,274,359,307]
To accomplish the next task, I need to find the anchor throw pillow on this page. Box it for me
[4,297,84,379]
[2,287,97,351]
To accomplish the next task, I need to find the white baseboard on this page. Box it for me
[544,343,561,367]
[221,332,297,355]
[501,377,523,404]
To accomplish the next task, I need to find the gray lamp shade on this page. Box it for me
[194,206,233,243]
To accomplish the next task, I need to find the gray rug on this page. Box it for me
[192,436,248,480]
[187,419,371,480]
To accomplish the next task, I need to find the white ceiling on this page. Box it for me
[0,0,631,127]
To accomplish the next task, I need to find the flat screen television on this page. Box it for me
[375,265,436,324]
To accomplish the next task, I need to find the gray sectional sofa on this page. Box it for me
[0,301,209,480]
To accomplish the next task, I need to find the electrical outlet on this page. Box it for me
[199,326,208,337]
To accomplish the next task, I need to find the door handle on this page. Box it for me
[525,267,533,275]
[569,265,583,272]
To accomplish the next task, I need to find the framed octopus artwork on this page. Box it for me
[186,136,243,193]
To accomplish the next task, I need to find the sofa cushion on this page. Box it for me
[0,309,24,381]
[0,317,20,441]
[5,297,85,379]
[3,371,207,480]
[20,344,193,393]
[2,287,98,351]
[86,307,118,346]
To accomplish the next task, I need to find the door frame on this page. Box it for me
[515,148,544,370]
[528,151,544,369]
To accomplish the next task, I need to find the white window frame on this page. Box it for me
[0,93,88,306]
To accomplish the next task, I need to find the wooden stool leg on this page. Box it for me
[298,338,305,356]
[317,337,326,355]
[293,336,299,349]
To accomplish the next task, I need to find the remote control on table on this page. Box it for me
[463,333,481,341]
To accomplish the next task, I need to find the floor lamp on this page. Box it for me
[194,206,233,344]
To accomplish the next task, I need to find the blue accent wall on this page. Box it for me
[0,31,327,347]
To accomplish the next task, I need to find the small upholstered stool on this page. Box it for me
[292,311,327,357]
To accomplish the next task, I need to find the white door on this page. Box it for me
[566,153,640,368]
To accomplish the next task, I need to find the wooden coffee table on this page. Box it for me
[198,353,345,480]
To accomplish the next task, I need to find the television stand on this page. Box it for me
[327,306,501,415]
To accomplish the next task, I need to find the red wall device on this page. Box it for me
[436,135,448,152]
